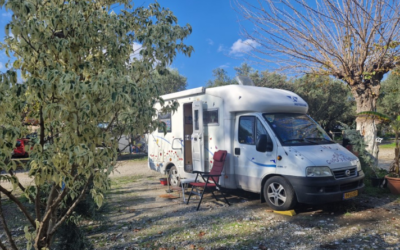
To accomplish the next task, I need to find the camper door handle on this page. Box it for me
[235,148,240,155]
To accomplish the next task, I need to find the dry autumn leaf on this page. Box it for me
[198,231,206,237]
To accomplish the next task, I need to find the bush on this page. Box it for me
[341,124,376,177]
[54,179,109,250]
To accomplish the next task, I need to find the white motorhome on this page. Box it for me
[148,84,364,210]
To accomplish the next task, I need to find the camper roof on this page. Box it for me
[161,85,308,114]
[206,85,308,114]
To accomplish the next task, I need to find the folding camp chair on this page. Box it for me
[186,150,230,210]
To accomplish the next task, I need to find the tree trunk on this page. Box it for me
[351,82,380,165]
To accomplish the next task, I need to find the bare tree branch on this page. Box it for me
[49,175,93,236]
[0,185,36,227]
[236,0,400,83]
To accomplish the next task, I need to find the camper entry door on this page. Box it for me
[192,101,204,172]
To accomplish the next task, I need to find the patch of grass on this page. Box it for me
[344,211,352,216]
[118,154,148,162]
[110,175,143,187]
[380,143,396,149]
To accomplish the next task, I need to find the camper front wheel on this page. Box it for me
[168,166,180,187]
[263,176,297,211]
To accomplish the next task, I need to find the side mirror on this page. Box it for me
[256,134,273,152]
[172,138,183,150]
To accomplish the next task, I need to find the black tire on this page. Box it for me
[168,166,180,187]
[263,176,297,211]
[23,152,29,158]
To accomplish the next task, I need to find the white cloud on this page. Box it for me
[219,64,229,69]
[217,44,226,52]
[2,12,12,18]
[229,39,259,56]
[206,38,214,45]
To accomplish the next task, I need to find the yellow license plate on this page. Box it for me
[343,190,358,199]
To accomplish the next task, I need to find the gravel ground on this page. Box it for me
[84,150,400,250]
[1,150,400,250]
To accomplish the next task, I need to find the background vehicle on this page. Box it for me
[12,139,29,158]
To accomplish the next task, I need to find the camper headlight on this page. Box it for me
[356,161,362,172]
[306,166,332,177]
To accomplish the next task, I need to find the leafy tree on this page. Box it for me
[254,70,292,89]
[234,63,253,77]
[258,73,355,132]
[207,68,236,87]
[379,71,400,118]
[151,68,187,95]
[0,1,193,249]
[236,0,400,160]
[294,75,355,132]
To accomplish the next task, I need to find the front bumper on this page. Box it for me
[285,171,365,204]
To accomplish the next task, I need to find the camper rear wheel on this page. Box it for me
[263,176,297,211]
[168,166,180,187]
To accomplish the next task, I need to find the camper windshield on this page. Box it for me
[263,113,334,146]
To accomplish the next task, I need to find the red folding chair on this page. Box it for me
[186,150,230,210]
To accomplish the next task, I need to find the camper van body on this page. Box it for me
[148,85,364,210]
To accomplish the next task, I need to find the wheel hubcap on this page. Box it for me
[169,169,179,186]
[267,182,287,206]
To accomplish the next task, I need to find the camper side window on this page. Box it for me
[158,112,172,133]
[239,117,268,145]
[239,116,255,144]
[203,109,219,125]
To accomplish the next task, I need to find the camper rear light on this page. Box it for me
[306,166,332,177]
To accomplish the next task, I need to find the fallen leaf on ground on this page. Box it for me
[198,231,206,237]
[133,228,141,232]
[189,244,196,249]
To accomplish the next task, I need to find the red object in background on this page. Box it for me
[13,139,29,158]
[159,178,168,185]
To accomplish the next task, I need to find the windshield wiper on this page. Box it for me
[283,138,318,144]
[304,137,334,143]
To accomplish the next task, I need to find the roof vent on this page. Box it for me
[236,75,254,86]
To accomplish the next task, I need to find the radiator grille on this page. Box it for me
[333,167,357,179]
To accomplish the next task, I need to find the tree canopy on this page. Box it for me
[0,1,193,249]
[236,0,400,159]
[206,63,354,132]
[379,71,400,118]
[151,68,188,95]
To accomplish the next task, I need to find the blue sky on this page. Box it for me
[0,1,261,89]
[153,0,258,89]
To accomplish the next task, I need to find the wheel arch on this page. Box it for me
[164,162,176,175]
[260,174,297,203]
